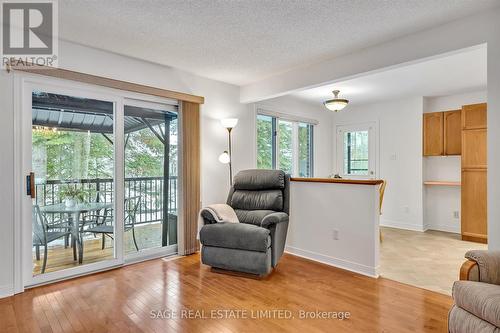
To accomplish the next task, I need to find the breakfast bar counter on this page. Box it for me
[286,177,383,277]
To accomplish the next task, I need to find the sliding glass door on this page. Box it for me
[24,83,122,284]
[123,100,178,257]
[22,78,178,286]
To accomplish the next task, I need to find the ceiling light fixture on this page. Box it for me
[324,90,349,112]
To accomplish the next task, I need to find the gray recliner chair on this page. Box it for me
[199,169,290,276]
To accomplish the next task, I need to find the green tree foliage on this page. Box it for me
[256,116,312,176]
[278,121,293,174]
[32,119,178,182]
[256,115,273,169]
[298,124,311,177]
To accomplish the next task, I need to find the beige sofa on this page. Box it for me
[449,250,500,333]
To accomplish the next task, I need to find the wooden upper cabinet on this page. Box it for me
[444,110,461,155]
[423,112,444,156]
[462,103,487,129]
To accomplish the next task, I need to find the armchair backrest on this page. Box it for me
[226,169,290,215]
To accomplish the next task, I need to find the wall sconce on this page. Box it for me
[219,118,238,185]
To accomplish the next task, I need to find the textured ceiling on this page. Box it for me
[292,46,487,107]
[59,0,499,86]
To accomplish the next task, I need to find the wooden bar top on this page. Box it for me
[291,177,384,185]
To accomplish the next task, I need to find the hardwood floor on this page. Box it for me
[0,253,452,333]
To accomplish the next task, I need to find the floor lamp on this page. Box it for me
[219,118,238,185]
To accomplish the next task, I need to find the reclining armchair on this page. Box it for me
[448,250,500,333]
[199,169,290,276]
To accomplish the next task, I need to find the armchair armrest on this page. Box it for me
[200,209,217,225]
[260,212,289,268]
[460,260,479,281]
[464,250,500,285]
[260,212,288,228]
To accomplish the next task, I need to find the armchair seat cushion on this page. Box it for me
[235,209,276,225]
[200,222,271,252]
[453,281,500,327]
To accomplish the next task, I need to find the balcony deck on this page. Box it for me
[33,222,165,275]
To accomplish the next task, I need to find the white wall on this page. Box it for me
[332,97,425,231]
[422,91,487,233]
[253,95,333,177]
[424,91,487,112]
[0,69,15,298]
[0,40,254,297]
[288,181,380,277]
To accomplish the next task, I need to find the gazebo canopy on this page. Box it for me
[32,91,177,135]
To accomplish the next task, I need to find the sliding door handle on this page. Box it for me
[26,172,35,198]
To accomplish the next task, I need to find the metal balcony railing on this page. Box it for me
[35,176,177,225]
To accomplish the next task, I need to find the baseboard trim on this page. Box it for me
[0,284,14,299]
[380,218,427,232]
[285,246,378,278]
[426,224,460,234]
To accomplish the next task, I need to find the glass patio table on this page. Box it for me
[40,202,113,264]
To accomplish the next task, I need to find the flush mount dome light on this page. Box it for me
[324,90,349,112]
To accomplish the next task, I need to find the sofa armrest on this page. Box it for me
[465,250,500,285]
[260,212,289,228]
[460,260,479,281]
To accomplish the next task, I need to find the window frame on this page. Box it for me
[335,122,378,179]
[255,108,316,177]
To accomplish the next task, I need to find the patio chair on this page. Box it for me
[83,196,141,254]
[33,205,72,274]
[86,190,114,249]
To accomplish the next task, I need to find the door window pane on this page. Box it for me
[32,91,115,275]
[278,120,293,174]
[298,123,313,177]
[256,114,274,169]
[124,104,178,255]
[343,131,369,175]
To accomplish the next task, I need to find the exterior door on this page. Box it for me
[22,79,124,286]
[20,76,180,288]
[336,122,377,179]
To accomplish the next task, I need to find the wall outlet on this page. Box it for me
[453,211,460,219]
[332,229,339,240]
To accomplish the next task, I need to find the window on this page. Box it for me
[343,131,369,175]
[336,123,376,178]
[256,113,314,177]
[278,120,293,174]
[256,115,274,169]
[298,122,314,177]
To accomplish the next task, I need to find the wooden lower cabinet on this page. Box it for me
[461,169,487,243]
